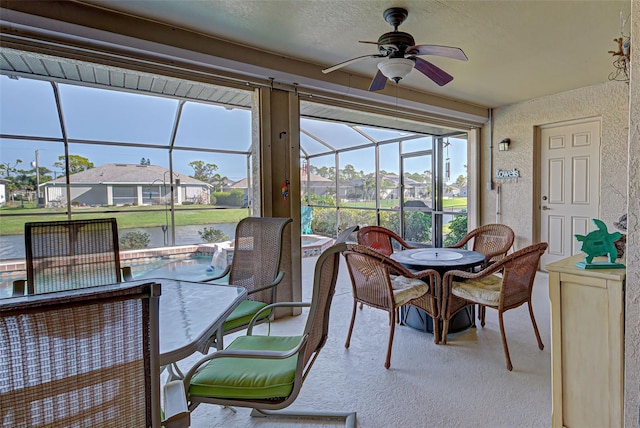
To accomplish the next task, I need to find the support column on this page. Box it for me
[257,87,302,317]
[106,185,113,206]
[136,185,143,205]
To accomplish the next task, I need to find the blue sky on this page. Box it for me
[0,75,466,183]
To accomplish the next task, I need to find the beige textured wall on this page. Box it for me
[624,2,639,427]
[480,5,638,425]
[480,81,629,250]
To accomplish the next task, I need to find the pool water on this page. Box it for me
[131,257,225,281]
[0,257,225,298]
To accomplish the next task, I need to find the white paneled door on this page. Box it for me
[540,119,600,267]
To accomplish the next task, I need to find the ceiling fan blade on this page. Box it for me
[322,54,385,74]
[412,57,454,86]
[368,70,388,92]
[407,45,468,61]
[359,40,400,52]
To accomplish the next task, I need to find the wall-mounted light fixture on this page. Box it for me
[498,138,511,152]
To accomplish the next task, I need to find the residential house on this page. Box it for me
[0,177,8,206]
[41,164,211,207]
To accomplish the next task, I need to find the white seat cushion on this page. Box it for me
[390,275,429,306]
[451,274,502,306]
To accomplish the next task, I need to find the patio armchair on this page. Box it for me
[357,225,423,256]
[356,225,429,314]
[342,244,440,368]
[0,281,189,427]
[183,243,356,427]
[12,218,133,296]
[446,223,515,268]
[446,223,516,323]
[204,216,292,350]
[441,242,548,371]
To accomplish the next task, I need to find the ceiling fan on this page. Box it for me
[322,7,468,91]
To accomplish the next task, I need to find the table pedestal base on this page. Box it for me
[401,306,475,334]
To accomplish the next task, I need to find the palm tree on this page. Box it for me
[210,174,229,192]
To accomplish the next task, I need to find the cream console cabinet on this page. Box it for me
[546,255,625,428]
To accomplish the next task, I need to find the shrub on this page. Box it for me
[443,214,468,247]
[119,231,150,250]
[198,226,230,243]
[212,189,245,206]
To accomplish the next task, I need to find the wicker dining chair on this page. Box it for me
[204,216,292,350]
[356,225,428,313]
[0,281,189,427]
[12,218,132,296]
[441,242,548,371]
[447,223,515,268]
[184,243,356,427]
[446,223,515,322]
[342,244,440,368]
[357,225,421,256]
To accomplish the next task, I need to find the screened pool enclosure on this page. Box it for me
[0,47,469,260]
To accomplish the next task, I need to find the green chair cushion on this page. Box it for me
[189,335,303,400]
[222,299,271,332]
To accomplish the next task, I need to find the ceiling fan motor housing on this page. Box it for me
[377,32,416,56]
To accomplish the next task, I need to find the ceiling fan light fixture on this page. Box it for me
[377,58,414,83]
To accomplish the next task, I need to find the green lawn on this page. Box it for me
[0,197,467,236]
[335,197,467,210]
[0,205,247,235]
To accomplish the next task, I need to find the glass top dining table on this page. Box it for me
[152,278,247,366]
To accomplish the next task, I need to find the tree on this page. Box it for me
[456,174,467,188]
[405,172,424,183]
[188,160,220,182]
[444,214,468,246]
[361,175,376,201]
[209,173,229,192]
[340,164,357,181]
[380,177,396,199]
[0,160,23,202]
[0,159,22,178]
[311,165,335,180]
[53,155,94,174]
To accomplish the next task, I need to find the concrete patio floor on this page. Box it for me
[177,253,552,427]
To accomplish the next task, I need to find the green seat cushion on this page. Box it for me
[189,335,303,400]
[222,299,271,332]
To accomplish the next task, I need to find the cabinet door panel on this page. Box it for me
[560,280,609,427]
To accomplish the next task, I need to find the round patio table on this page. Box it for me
[390,248,485,273]
[390,248,486,335]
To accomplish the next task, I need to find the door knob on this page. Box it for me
[542,206,550,210]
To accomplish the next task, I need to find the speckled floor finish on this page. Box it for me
[171,255,551,427]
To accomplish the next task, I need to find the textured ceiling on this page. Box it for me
[81,0,631,108]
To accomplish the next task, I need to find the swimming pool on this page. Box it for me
[0,235,334,297]
[132,256,224,281]
[0,256,223,298]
